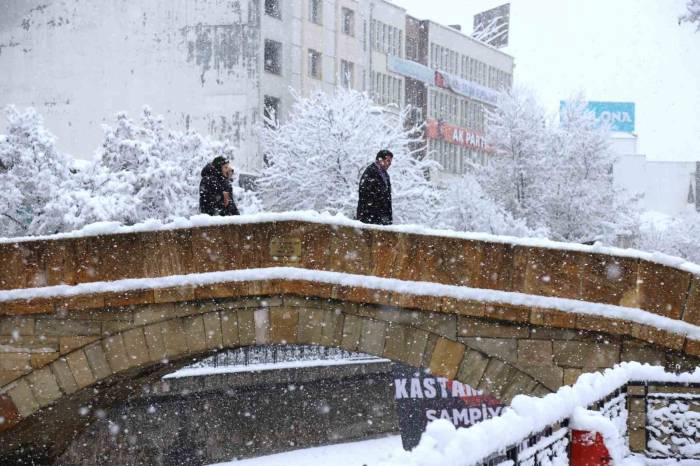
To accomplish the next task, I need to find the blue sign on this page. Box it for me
[560,101,636,132]
[387,56,435,85]
[388,56,500,106]
[438,71,500,106]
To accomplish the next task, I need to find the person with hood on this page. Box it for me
[356,149,393,225]
[199,156,240,216]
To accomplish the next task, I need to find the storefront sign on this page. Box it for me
[435,71,500,106]
[387,57,500,107]
[426,118,489,151]
[393,365,504,450]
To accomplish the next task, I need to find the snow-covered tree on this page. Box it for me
[476,88,550,231]
[476,90,639,244]
[90,107,259,225]
[545,98,639,243]
[258,88,442,225]
[435,172,543,237]
[1,107,261,237]
[680,0,700,31]
[0,106,73,236]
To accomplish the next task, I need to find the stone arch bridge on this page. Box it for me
[0,216,699,463]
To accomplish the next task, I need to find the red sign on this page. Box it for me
[426,119,490,152]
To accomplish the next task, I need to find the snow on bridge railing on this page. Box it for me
[381,362,700,466]
[1,210,699,276]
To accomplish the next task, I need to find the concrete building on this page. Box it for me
[614,156,698,216]
[260,0,369,127]
[0,0,263,170]
[610,134,699,215]
[386,17,515,179]
[0,0,514,176]
[424,21,514,178]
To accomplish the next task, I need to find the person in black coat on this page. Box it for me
[357,150,393,225]
[199,156,240,216]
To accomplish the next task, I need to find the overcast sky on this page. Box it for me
[392,0,700,162]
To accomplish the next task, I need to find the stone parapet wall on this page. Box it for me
[1,220,698,326]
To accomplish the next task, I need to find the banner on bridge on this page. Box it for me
[392,364,504,450]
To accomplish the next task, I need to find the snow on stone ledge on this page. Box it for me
[1,267,700,340]
[380,362,700,466]
[1,211,698,277]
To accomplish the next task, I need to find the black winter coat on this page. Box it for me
[356,162,392,225]
[199,163,240,216]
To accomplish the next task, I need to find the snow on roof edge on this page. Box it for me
[1,211,698,276]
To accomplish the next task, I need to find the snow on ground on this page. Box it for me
[2,210,699,276]
[206,435,402,466]
[164,357,389,379]
[639,210,673,232]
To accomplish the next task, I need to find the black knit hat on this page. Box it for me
[212,156,229,170]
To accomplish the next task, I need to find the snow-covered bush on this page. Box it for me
[258,88,442,225]
[1,106,261,237]
[680,0,700,31]
[41,163,140,233]
[637,211,700,263]
[94,107,239,224]
[74,107,260,227]
[435,172,544,237]
[0,106,73,236]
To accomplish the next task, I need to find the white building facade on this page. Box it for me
[0,0,514,176]
[611,134,698,215]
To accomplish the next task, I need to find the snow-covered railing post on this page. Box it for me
[626,382,648,454]
[629,380,700,461]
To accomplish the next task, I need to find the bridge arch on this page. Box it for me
[1,216,699,461]
[0,294,548,462]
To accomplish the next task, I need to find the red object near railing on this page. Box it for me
[571,430,612,466]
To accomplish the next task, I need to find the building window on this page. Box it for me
[308,49,322,79]
[340,60,354,89]
[341,8,355,36]
[265,0,281,19]
[371,19,402,56]
[264,40,282,75]
[309,0,322,25]
[263,95,280,127]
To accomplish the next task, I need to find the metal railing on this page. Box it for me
[476,381,700,466]
[186,345,381,369]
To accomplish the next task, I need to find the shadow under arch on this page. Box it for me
[0,299,550,464]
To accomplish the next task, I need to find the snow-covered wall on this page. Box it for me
[0,0,261,170]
